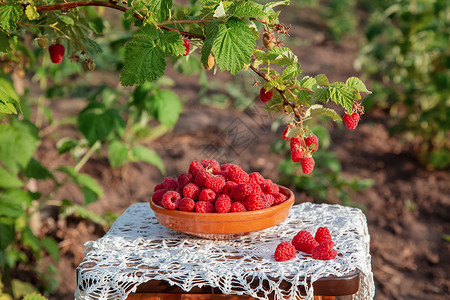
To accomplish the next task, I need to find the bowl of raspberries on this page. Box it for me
[150,159,295,239]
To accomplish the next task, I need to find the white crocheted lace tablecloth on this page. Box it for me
[75,202,375,300]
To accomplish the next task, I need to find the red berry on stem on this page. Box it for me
[305,134,319,152]
[300,156,315,175]
[49,44,65,64]
[182,39,190,56]
[282,123,295,140]
[343,112,360,129]
[259,87,273,103]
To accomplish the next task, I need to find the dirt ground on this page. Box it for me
[28,6,449,300]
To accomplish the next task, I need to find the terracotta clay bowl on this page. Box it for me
[149,185,295,240]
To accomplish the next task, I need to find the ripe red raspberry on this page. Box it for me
[227,165,249,184]
[312,241,337,260]
[182,183,200,200]
[201,159,221,174]
[163,177,178,191]
[215,195,232,213]
[154,183,165,192]
[262,193,275,209]
[274,241,296,262]
[230,201,246,212]
[189,160,204,176]
[315,227,332,244]
[343,112,360,129]
[300,157,315,175]
[178,197,195,212]
[290,137,305,151]
[232,183,254,202]
[261,179,279,195]
[204,175,226,193]
[292,230,319,254]
[182,38,190,56]
[305,134,319,152]
[273,192,287,205]
[282,123,295,140]
[162,191,181,210]
[243,194,264,211]
[152,189,166,206]
[194,170,212,187]
[222,181,237,197]
[249,172,265,185]
[291,147,304,163]
[195,200,214,213]
[177,173,193,190]
[49,44,65,64]
[198,188,216,202]
[259,87,273,103]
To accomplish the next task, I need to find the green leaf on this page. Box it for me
[314,87,330,103]
[132,146,165,174]
[0,120,39,175]
[108,141,129,168]
[146,89,182,127]
[23,293,48,300]
[0,87,18,114]
[22,228,40,254]
[23,158,56,181]
[158,31,184,56]
[0,168,23,189]
[201,20,220,65]
[315,74,330,86]
[299,76,317,90]
[266,47,297,66]
[81,186,98,205]
[282,64,300,81]
[60,199,106,226]
[0,4,22,30]
[40,237,59,263]
[25,5,39,21]
[75,174,103,197]
[55,13,74,25]
[121,26,166,85]
[305,104,342,122]
[230,1,266,19]
[57,138,78,154]
[149,0,173,22]
[213,17,256,75]
[329,82,356,114]
[284,126,301,139]
[56,166,77,178]
[346,77,370,93]
[0,221,14,250]
[77,105,118,145]
[0,192,26,217]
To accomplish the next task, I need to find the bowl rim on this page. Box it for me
[149,185,294,218]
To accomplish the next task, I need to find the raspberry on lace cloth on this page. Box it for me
[75,202,375,300]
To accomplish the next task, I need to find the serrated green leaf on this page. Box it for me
[201,20,220,65]
[158,31,184,56]
[266,47,298,66]
[263,0,290,12]
[305,104,342,122]
[0,221,14,250]
[0,4,22,30]
[40,237,59,263]
[0,86,18,114]
[56,165,77,178]
[55,13,74,25]
[77,110,115,144]
[213,17,256,75]
[346,77,370,93]
[108,141,129,168]
[146,89,182,127]
[121,30,166,85]
[0,190,29,217]
[315,74,330,86]
[230,1,266,19]
[315,86,330,103]
[0,168,23,189]
[329,82,356,114]
[282,64,300,81]
[132,146,165,174]
[81,186,98,206]
[149,0,173,22]
[299,76,317,90]
[25,5,39,21]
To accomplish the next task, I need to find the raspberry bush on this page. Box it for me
[0,0,370,296]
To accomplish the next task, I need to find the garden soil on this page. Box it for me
[27,7,449,300]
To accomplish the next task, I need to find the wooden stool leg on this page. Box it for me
[127,294,182,300]
[314,297,336,300]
